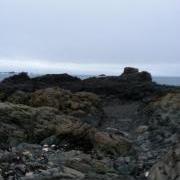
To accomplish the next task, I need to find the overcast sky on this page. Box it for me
[0,0,179,76]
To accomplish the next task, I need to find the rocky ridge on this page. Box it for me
[0,67,179,180]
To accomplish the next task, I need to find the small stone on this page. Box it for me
[22,151,31,156]
[145,171,149,177]
[136,125,148,134]
[43,144,49,148]
[42,147,49,152]
[25,172,34,176]
[15,164,26,174]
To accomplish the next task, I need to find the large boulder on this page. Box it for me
[0,102,132,156]
[121,67,152,82]
[122,67,139,74]
[7,87,104,126]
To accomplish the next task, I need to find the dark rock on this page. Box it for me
[0,67,176,101]
[122,67,139,75]
[40,136,60,146]
[2,72,30,84]
[80,67,157,100]
[139,71,152,81]
[121,67,152,82]
[32,73,81,86]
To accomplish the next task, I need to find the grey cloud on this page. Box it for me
[0,0,179,74]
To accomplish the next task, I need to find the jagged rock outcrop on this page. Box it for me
[0,67,171,101]
[81,68,155,100]
[2,72,30,84]
[146,92,180,126]
[131,92,180,176]
[7,87,104,126]
[0,73,82,99]
[121,67,152,82]
[29,87,103,126]
[0,102,132,156]
[33,73,81,83]
[143,92,180,142]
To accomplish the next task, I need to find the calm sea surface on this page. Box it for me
[0,73,180,86]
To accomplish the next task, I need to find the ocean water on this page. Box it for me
[0,73,14,81]
[153,76,180,86]
[0,73,180,86]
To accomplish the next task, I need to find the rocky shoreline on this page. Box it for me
[0,67,179,180]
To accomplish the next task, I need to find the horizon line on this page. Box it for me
[0,58,179,77]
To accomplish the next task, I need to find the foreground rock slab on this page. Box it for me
[148,143,180,180]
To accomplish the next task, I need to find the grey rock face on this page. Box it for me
[148,143,180,180]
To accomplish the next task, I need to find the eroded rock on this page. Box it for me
[0,102,132,156]
[148,143,180,180]
[7,87,104,127]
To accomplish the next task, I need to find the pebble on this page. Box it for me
[136,125,149,134]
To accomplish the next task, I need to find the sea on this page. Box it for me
[0,72,180,86]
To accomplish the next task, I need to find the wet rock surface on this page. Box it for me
[0,67,179,179]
